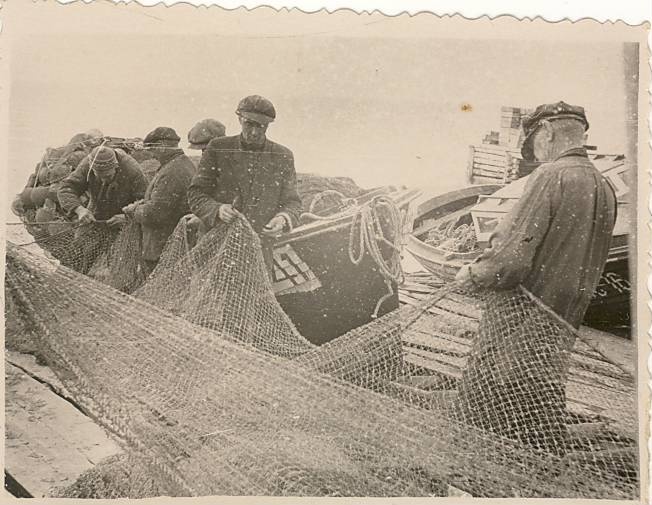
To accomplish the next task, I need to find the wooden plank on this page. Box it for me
[405,346,468,370]
[472,163,505,176]
[399,282,439,294]
[472,143,520,156]
[473,155,507,168]
[5,362,122,498]
[403,351,463,379]
[577,325,635,377]
[407,323,474,348]
[470,175,505,185]
[473,153,507,165]
[5,350,70,398]
[435,297,482,320]
[402,331,470,356]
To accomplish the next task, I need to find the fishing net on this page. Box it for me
[4,214,639,499]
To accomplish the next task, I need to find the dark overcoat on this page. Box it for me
[187,135,302,234]
[134,149,196,261]
[469,147,617,328]
[58,149,148,221]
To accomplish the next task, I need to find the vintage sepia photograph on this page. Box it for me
[2,1,649,502]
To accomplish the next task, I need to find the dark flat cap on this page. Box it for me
[187,119,226,150]
[144,126,181,146]
[236,95,276,125]
[522,101,589,138]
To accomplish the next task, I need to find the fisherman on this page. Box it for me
[11,131,102,223]
[57,144,148,273]
[122,127,196,276]
[187,118,226,152]
[454,101,617,454]
[188,95,302,276]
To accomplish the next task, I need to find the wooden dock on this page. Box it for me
[5,350,121,498]
[398,273,637,442]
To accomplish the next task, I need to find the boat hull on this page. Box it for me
[406,189,632,334]
[272,188,420,345]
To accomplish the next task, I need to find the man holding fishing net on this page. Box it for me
[188,95,302,277]
[57,144,148,274]
[454,101,617,454]
[10,131,103,240]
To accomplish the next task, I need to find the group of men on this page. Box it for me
[12,95,302,277]
[11,97,618,454]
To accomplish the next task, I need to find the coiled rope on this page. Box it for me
[348,195,404,318]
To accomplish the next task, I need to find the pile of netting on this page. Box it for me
[4,216,638,499]
[425,220,478,253]
[296,173,365,216]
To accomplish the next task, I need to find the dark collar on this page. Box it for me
[238,135,266,152]
[157,148,184,167]
[555,146,588,161]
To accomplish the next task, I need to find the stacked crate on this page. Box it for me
[467,106,532,185]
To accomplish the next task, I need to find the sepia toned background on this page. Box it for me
[4,1,635,200]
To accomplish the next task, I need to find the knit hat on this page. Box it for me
[187,119,226,150]
[89,146,118,172]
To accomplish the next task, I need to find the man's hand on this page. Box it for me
[261,215,287,237]
[218,204,238,224]
[106,214,127,228]
[184,213,202,230]
[122,202,140,216]
[11,196,25,217]
[455,264,476,291]
[75,206,96,225]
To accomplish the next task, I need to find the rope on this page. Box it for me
[299,190,358,222]
[347,195,405,318]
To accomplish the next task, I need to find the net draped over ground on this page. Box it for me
[4,216,639,499]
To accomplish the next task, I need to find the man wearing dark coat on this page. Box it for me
[188,95,302,276]
[11,131,102,239]
[454,101,617,454]
[122,127,196,275]
[57,145,148,273]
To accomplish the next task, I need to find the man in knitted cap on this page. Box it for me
[188,95,301,276]
[57,145,147,273]
[122,127,196,275]
[454,101,617,454]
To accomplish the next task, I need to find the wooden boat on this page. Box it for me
[272,186,421,345]
[406,154,631,333]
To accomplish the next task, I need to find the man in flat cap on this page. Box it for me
[188,119,226,152]
[58,144,148,273]
[455,101,617,454]
[122,127,196,276]
[188,95,302,276]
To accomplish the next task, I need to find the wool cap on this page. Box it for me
[236,95,276,125]
[144,127,181,146]
[522,101,589,139]
[89,146,118,172]
[187,119,226,150]
[520,101,589,161]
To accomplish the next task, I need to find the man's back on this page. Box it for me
[470,148,617,327]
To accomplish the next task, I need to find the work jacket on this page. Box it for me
[134,149,196,261]
[58,149,147,221]
[188,135,302,234]
[469,148,617,328]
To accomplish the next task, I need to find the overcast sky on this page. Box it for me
[5,1,635,201]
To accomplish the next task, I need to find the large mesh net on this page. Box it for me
[4,212,638,499]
